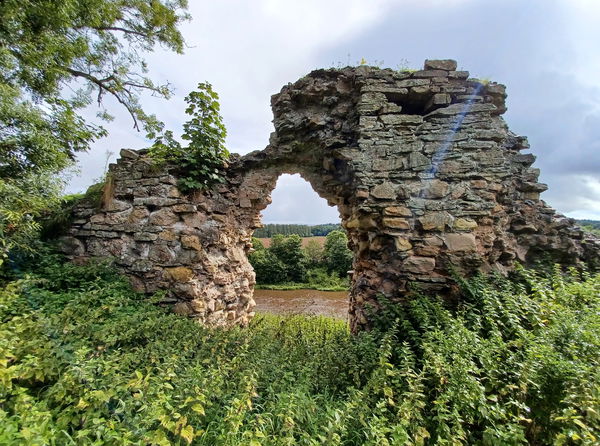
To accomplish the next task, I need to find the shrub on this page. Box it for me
[149,83,229,193]
[1,257,599,445]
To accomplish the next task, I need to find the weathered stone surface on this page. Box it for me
[384,206,412,217]
[148,209,179,226]
[443,233,477,252]
[181,235,202,251]
[62,60,600,332]
[424,59,457,71]
[419,212,454,231]
[454,218,478,231]
[403,256,436,274]
[419,180,449,199]
[394,237,413,251]
[371,182,396,199]
[382,218,410,230]
[165,267,194,282]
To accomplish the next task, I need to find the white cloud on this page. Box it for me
[261,174,340,224]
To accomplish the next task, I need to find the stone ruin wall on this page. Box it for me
[62,59,600,332]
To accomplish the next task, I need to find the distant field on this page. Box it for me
[257,236,326,248]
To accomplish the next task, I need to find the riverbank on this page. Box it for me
[254,282,348,292]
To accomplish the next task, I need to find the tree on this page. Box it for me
[149,82,229,192]
[303,238,324,269]
[0,0,189,265]
[1,0,190,174]
[248,249,286,284]
[251,237,265,251]
[323,230,353,278]
[269,234,306,283]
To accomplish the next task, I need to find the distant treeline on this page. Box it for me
[254,223,342,238]
[577,219,600,229]
[577,219,600,236]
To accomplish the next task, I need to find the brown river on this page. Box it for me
[253,289,349,320]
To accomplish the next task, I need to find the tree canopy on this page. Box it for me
[0,0,189,266]
[323,230,353,277]
[0,0,189,178]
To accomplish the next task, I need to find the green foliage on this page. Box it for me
[303,238,324,269]
[0,0,188,270]
[250,237,264,251]
[0,83,105,179]
[248,248,287,285]
[250,232,353,288]
[310,223,343,236]
[0,174,64,268]
[306,268,349,291]
[249,234,308,285]
[149,82,229,192]
[255,269,348,292]
[324,230,353,278]
[2,257,600,444]
[578,220,600,236]
[269,234,306,282]
[0,0,189,155]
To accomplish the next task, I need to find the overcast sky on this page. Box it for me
[69,0,600,224]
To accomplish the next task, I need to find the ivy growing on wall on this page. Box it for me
[149,82,230,193]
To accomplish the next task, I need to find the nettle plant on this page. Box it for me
[149,82,230,193]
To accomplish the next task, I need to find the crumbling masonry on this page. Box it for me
[62,59,600,331]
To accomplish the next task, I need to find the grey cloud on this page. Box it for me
[316,0,600,218]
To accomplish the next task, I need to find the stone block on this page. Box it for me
[181,235,202,251]
[165,266,194,282]
[448,70,470,79]
[384,206,412,217]
[134,232,158,242]
[382,218,410,230]
[454,218,478,231]
[424,59,457,71]
[148,208,179,226]
[394,237,413,251]
[120,148,140,159]
[396,78,430,88]
[443,233,477,252]
[173,302,193,316]
[403,256,436,274]
[409,152,430,169]
[419,212,454,231]
[371,182,396,199]
[148,245,176,264]
[412,69,449,78]
[172,204,196,213]
[345,215,377,230]
[419,180,449,199]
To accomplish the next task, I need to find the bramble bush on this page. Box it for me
[1,255,599,445]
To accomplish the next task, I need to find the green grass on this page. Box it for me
[1,256,599,445]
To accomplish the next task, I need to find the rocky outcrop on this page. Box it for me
[62,60,600,331]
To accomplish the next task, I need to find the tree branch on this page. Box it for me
[93,26,149,38]
[64,68,140,130]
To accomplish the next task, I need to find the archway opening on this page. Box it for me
[248,174,353,320]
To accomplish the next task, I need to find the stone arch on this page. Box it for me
[63,60,600,332]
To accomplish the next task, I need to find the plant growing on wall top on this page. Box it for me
[149,82,229,193]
